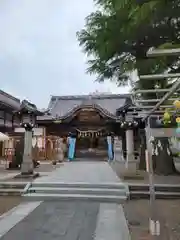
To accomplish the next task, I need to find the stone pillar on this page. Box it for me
[126,129,134,162]
[57,138,65,162]
[21,130,33,175]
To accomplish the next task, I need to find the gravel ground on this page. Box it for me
[0,161,63,182]
[111,161,180,184]
[123,199,180,240]
[111,161,180,239]
[0,161,63,173]
[0,196,22,215]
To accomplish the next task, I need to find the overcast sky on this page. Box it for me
[0,0,130,108]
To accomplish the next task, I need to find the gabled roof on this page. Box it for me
[38,93,132,121]
[17,100,44,115]
[0,89,20,110]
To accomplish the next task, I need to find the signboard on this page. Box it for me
[77,110,101,122]
[113,137,122,161]
[125,114,133,121]
[148,128,180,137]
[114,137,122,151]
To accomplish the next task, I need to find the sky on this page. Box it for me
[0,0,130,108]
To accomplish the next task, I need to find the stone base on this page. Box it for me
[6,166,21,170]
[21,160,33,173]
[14,172,40,179]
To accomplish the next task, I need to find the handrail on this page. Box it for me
[142,79,180,121]
[147,48,180,57]
[140,73,180,80]
[134,88,179,94]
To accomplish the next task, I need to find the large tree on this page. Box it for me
[77,0,180,174]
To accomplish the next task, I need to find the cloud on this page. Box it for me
[0,0,130,108]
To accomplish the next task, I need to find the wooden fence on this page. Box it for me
[0,135,66,161]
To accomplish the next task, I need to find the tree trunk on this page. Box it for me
[138,129,146,170]
[136,58,158,171]
[122,130,126,160]
[152,137,177,175]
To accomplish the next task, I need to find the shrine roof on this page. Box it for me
[38,93,132,121]
[0,89,20,110]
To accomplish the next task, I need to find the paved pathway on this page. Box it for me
[0,173,19,181]
[0,161,131,240]
[0,201,130,240]
[35,161,121,183]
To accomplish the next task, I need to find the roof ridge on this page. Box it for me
[58,103,118,120]
[51,93,131,100]
[0,89,20,102]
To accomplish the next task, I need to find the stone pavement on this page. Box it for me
[35,161,120,183]
[0,201,130,240]
[0,161,131,239]
[0,173,19,181]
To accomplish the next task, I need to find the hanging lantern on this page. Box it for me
[173,100,180,109]
[121,122,124,128]
[128,122,132,126]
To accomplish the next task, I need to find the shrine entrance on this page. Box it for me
[65,107,112,160]
[75,128,108,160]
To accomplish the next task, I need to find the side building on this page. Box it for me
[0,90,21,158]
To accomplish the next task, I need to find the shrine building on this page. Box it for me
[37,93,137,160]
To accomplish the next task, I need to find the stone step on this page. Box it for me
[0,188,23,196]
[128,183,180,193]
[29,187,127,196]
[0,182,26,189]
[130,191,180,199]
[23,193,127,203]
[32,182,127,190]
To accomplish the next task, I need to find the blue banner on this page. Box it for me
[107,136,113,161]
[68,137,76,160]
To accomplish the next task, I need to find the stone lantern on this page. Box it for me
[14,100,43,176]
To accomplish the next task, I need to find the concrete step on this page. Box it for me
[0,188,23,196]
[128,183,180,193]
[23,193,127,203]
[28,187,127,196]
[0,182,26,189]
[32,182,127,189]
[130,191,180,199]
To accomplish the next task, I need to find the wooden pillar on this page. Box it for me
[121,130,126,159]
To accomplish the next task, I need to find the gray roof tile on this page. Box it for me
[0,90,20,110]
[44,94,131,120]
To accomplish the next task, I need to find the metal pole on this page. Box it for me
[140,73,180,80]
[145,120,160,239]
[147,48,180,57]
